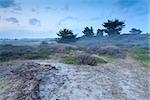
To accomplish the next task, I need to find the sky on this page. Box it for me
[0,0,149,39]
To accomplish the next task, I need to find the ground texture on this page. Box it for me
[0,55,149,100]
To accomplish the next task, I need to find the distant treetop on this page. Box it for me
[82,26,94,37]
[129,28,142,34]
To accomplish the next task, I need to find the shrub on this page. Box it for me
[76,54,97,66]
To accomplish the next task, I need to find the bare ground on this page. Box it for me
[0,55,149,100]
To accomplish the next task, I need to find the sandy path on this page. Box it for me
[0,57,149,100]
[38,57,150,100]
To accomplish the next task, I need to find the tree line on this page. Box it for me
[56,19,142,43]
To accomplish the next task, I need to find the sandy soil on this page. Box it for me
[0,56,149,100]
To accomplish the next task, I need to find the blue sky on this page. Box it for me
[0,0,149,38]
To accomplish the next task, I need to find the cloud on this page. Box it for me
[13,6,22,11]
[9,6,22,14]
[5,17,19,24]
[80,0,149,15]
[58,16,78,26]
[31,7,41,14]
[115,0,149,15]
[45,6,56,11]
[31,8,36,12]
[61,4,70,11]
[116,0,137,7]
[0,0,22,14]
[29,18,41,26]
[80,0,114,5]
[45,5,70,12]
[0,0,16,8]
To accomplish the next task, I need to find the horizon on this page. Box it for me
[0,33,149,40]
[0,0,150,39]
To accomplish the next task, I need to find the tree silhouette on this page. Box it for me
[57,28,77,43]
[82,27,94,36]
[129,28,142,34]
[103,19,125,36]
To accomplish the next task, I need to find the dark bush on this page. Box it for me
[76,54,97,66]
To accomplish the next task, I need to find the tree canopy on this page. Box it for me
[103,19,125,36]
[97,29,104,37]
[56,28,77,43]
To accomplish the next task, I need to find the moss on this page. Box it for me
[61,56,77,64]
[95,57,107,64]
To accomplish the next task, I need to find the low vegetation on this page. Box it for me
[86,46,126,58]
[23,53,49,60]
[0,51,50,62]
[131,47,150,68]
[0,42,79,62]
[61,54,107,66]
[0,44,51,62]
